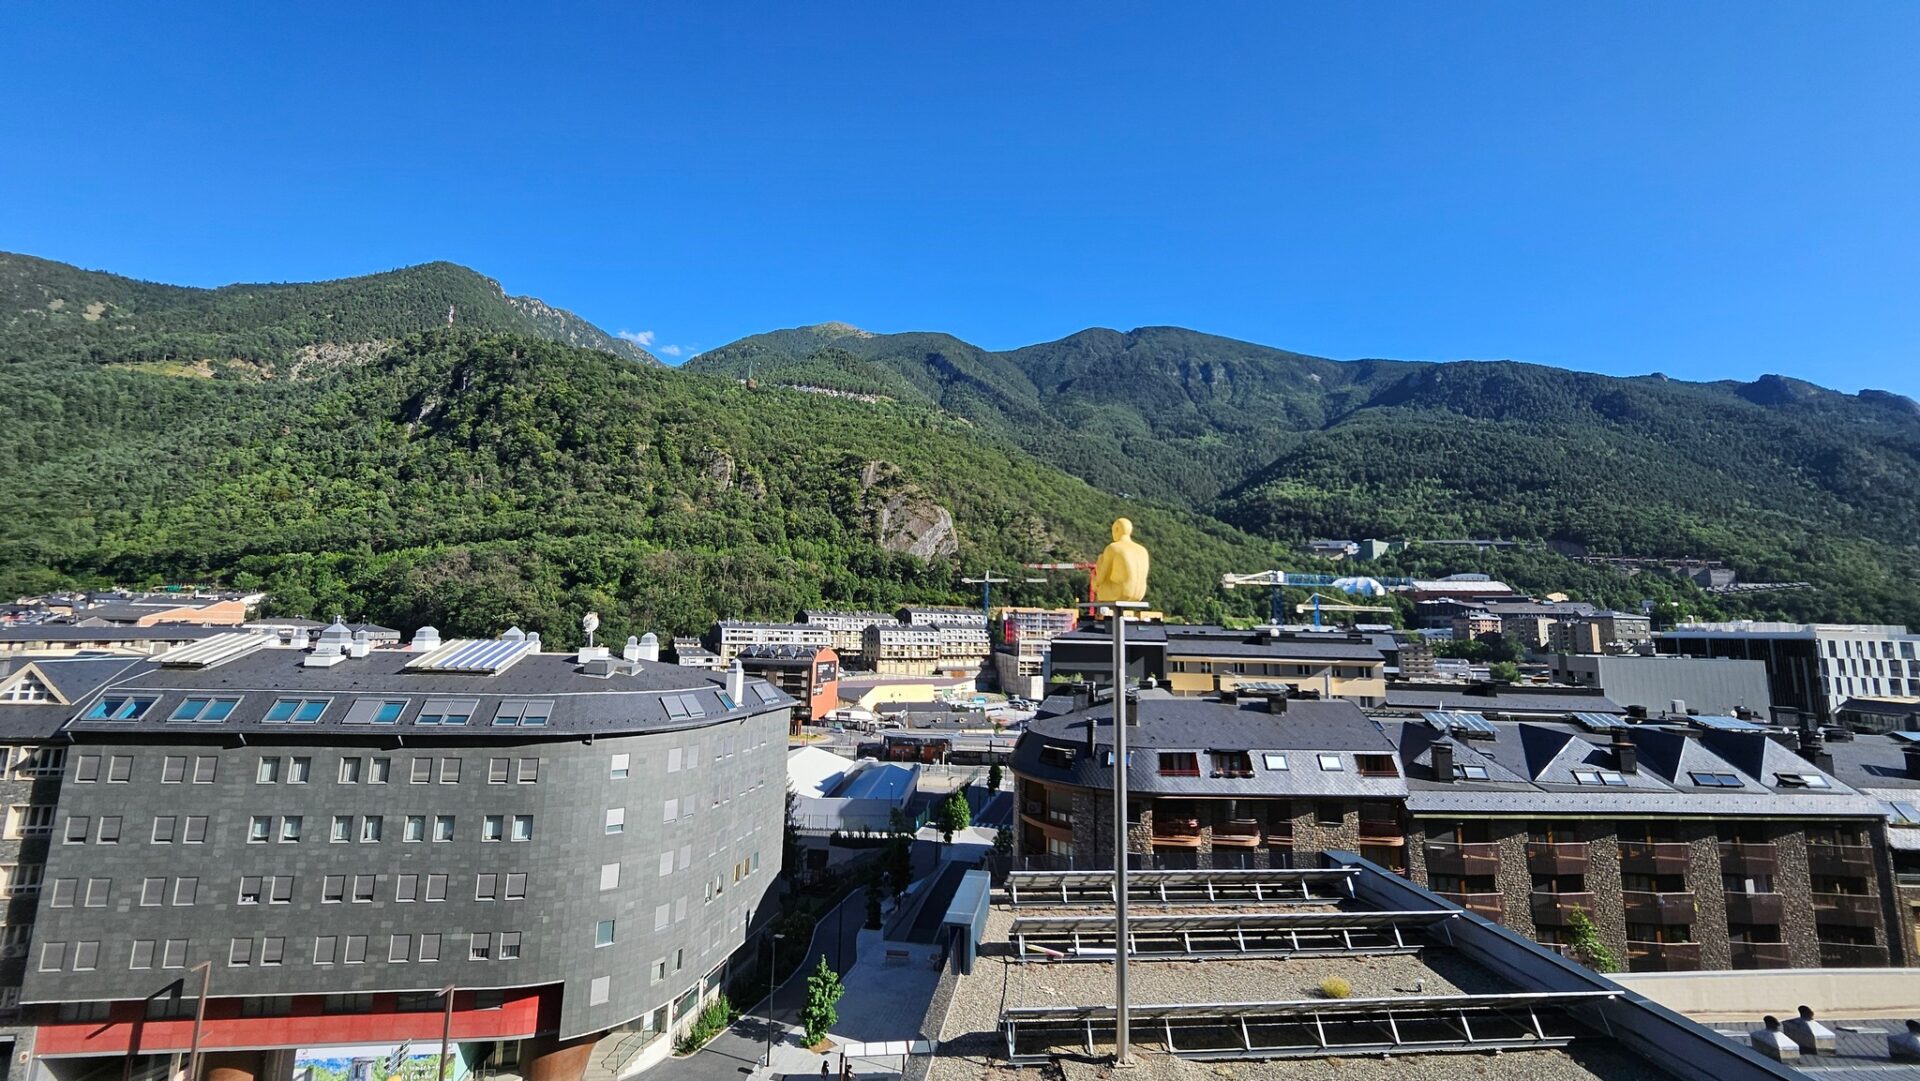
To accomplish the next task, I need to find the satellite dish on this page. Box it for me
[582,611,601,648]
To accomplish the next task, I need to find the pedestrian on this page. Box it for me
[821,1061,829,1081]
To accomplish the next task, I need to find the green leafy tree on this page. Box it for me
[986,761,1003,792]
[799,955,845,1046]
[1565,909,1620,973]
[936,790,972,845]
[1488,660,1522,683]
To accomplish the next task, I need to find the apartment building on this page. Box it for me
[1010,687,1904,974]
[1823,731,1920,960]
[1549,654,1773,718]
[1661,621,1920,720]
[862,624,941,676]
[20,628,793,1081]
[1550,611,1654,655]
[706,621,831,665]
[898,606,987,630]
[1047,622,1388,706]
[799,610,893,666]
[0,626,226,659]
[734,645,839,729]
[993,607,1078,644]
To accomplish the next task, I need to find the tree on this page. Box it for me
[936,790,972,845]
[799,955,845,1046]
[1488,660,1522,683]
[986,761,1003,792]
[781,785,802,879]
[1565,908,1620,973]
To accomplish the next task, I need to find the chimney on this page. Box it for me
[1626,704,1647,720]
[1124,689,1140,726]
[1798,720,1833,773]
[1263,693,1288,715]
[1612,731,1638,775]
[349,629,371,659]
[622,636,642,663]
[637,632,660,663]
[726,660,746,703]
[1906,745,1920,781]
[411,626,441,653]
[1431,740,1455,783]
[1670,698,1687,717]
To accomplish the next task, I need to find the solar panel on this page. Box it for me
[1892,731,1920,745]
[1423,711,1498,736]
[158,632,268,669]
[406,637,536,674]
[1691,715,1767,732]
[1572,711,1631,732]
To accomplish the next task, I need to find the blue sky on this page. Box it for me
[3,4,1916,392]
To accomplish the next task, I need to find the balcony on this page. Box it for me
[1730,941,1791,970]
[1437,891,1505,919]
[1812,892,1881,929]
[1425,841,1499,876]
[1627,941,1702,972]
[1213,819,1262,848]
[1358,823,1405,847]
[1724,892,1785,925]
[1808,843,1874,878]
[1623,890,1696,924]
[1152,818,1203,848]
[1619,841,1690,875]
[1818,941,1890,968]
[1526,841,1590,875]
[1530,891,1596,926]
[1718,841,1778,876]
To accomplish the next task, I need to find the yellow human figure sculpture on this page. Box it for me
[1092,518,1150,604]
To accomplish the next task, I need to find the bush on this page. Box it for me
[673,994,736,1054]
[1565,908,1621,973]
[1319,976,1352,999]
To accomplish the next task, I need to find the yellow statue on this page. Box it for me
[1092,517,1150,604]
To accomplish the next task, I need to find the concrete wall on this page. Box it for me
[1614,968,1920,1021]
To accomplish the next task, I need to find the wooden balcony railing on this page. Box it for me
[1623,890,1696,924]
[1812,892,1881,928]
[1724,892,1785,925]
[1718,841,1778,876]
[1627,941,1701,972]
[1525,841,1589,875]
[1807,843,1874,878]
[1818,940,1890,968]
[1437,890,1505,919]
[1530,891,1596,925]
[1729,941,1790,969]
[1619,841,1690,874]
[1426,841,1499,875]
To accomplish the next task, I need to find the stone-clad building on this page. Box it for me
[1010,685,1904,974]
[17,626,792,1081]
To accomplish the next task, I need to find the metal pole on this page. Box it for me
[186,961,212,1081]
[765,932,784,1066]
[1111,609,1131,1066]
[438,985,456,1081]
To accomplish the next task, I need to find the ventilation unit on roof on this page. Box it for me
[158,632,268,670]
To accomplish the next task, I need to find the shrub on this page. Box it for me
[1319,976,1352,999]
[673,994,736,1054]
[1565,908,1621,973]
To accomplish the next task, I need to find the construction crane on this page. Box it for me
[1294,593,1394,630]
[1024,561,1098,605]
[960,572,1011,623]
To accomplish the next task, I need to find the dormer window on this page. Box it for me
[1157,752,1200,777]
[1452,764,1490,781]
[1210,751,1253,778]
[1039,745,1076,769]
[1355,753,1398,777]
[1774,772,1830,789]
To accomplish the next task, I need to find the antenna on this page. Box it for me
[582,611,600,649]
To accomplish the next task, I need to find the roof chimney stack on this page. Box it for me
[1612,731,1638,775]
[726,660,746,703]
[1798,719,1833,773]
[411,626,441,653]
[622,636,642,663]
[637,632,660,663]
[1431,739,1455,783]
[349,629,371,659]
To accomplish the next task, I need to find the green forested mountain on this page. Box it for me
[5,253,1919,638]
[692,324,1920,624]
[0,252,659,370]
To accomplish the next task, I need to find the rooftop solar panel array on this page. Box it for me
[1572,711,1632,732]
[1423,710,1498,737]
[1690,715,1769,732]
[157,632,268,669]
[405,637,536,674]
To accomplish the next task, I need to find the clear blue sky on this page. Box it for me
[4,4,1917,392]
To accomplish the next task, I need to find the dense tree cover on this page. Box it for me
[692,326,1920,626]
[0,252,657,368]
[0,330,1289,644]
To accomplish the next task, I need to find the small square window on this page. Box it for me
[1261,753,1289,771]
[470,933,492,961]
[605,808,625,835]
[1316,754,1344,772]
[511,815,532,841]
[595,920,616,948]
[610,753,631,779]
[499,932,521,960]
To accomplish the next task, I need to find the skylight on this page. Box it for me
[492,701,554,727]
[1570,768,1627,787]
[83,697,157,721]
[169,697,239,722]
[662,694,706,721]
[264,698,329,723]
[1317,753,1344,772]
[1775,772,1831,789]
[1453,764,1491,781]
[1262,753,1289,771]
[1689,771,1744,788]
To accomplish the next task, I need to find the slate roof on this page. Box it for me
[1385,687,1624,715]
[0,656,148,739]
[56,648,794,742]
[0,625,228,643]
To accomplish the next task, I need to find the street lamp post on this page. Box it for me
[1107,600,1146,1066]
[437,985,457,1081]
[764,932,786,1067]
[185,961,212,1081]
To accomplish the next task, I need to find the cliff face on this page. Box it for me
[860,460,958,558]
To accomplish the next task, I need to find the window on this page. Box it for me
[339,758,362,784]
[238,876,263,904]
[323,876,345,903]
[667,748,683,773]
[49,879,75,907]
[345,699,408,725]
[38,942,65,972]
[230,939,253,966]
[419,933,441,962]
[332,815,351,842]
[108,756,131,782]
[97,817,120,844]
[162,939,187,967]
[605,808,625,835]
[1210,750,1254,777]
[476,873,498,900]
[426,874,447,901]
[369,758,390,784]
[595,920,616,947]
[1261,753,1289,771]
[660,852,675,877]
[655,904,670,931]
[483,815,504,841]
[405,815,426,842]
[264,698,329,723]
[343,936,367,964]
[75,755,100,782]
[411,758,433,783]
[352,875,375,902]
[1315,801,1344,826]
[611,753,630,779]
[505,872,526,900]
[170,697,239,722]
[439,758,461,783]
[397,874,418,902]
[270,876,292,904]
[489,758,510,784]
[260,938,285,966]
[663,799,678,823]
[415,698,477,726]
[602,863,621,891]
[1570,768,1627,787]
[1356,754,1398,777]
[64,816,89,844]
[141,878,165,906]
[192,756,216,783]
[650,958,667,983]
[289,757,311,783]
[314,936,338,965]
[518,758,539,783]
[1156,752,1200,777]
[390,934,412,962]
[250,816,271,843]
[322,993,372,1012]
[470,933,492,961]
[257,757,282,784]
[9,805,54,837]
[434,815,455,842]
[173,878,196,905]
[1317,754,1345,772]
[83,696,157,721]
[1689,771,1744,788]
[72,941,100,971]
[162,756,186,783]
[1775,772,1831,789]
[492,700,553,727]
[662,694,704,721]
[499,931,522,960]
[511,815,533,841]
[131,940,155,969]
[1453,764,1491,781]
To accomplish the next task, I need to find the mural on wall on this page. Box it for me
[293,1044,459,1081]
